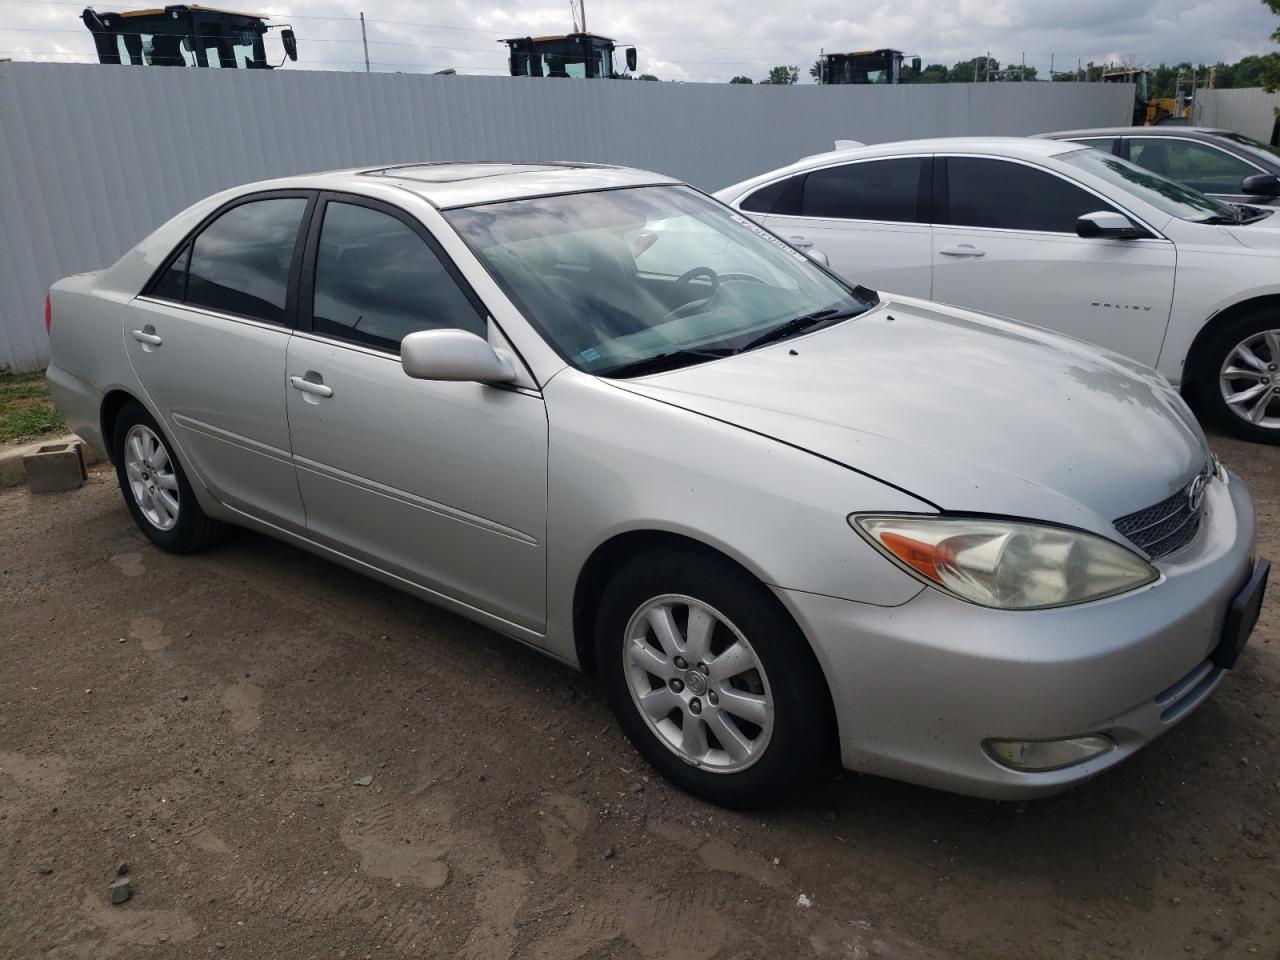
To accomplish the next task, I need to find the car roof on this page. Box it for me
[259,161,680,209]
[1039,126,1232,139]
[791,136,1080,166]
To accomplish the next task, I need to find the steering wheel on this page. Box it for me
[658,267,721,324]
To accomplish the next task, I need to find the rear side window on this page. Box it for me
[945,157,1113,233]
[310,201,486,353]
[183,198,308,324]
[739,180,786,213]
[800,158,924,222]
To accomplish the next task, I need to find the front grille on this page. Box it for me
[1114,480,1203,559]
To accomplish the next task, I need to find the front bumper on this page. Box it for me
[780,471,1258,799]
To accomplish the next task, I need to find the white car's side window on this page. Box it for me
[797,158,926,223]
[945,157,1117,234]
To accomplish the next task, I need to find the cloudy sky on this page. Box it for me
[2,0,1276,82]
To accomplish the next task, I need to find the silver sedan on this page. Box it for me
[46,162,1268,807]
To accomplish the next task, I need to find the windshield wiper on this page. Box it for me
[741,307,859,351]
[600,347,734,379]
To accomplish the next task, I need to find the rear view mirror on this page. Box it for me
[1075,211,1142,240]
[401,329,517,384]
[280,27,297,62]
[626,47,637,72]
[1241,173,1280,197]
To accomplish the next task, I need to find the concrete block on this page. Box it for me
[22,441,86,494]
[0,434,103,490]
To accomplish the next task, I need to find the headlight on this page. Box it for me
[850,515,1159,610]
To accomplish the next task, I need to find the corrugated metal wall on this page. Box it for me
[1194,87,1280,143]
[0,62,1133,371]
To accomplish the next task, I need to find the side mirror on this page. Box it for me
[401,329,517,384]
[1241,173,1280,197]
[1075,210,1142,239]
[625,47,637,72]
[805,248,830,266]
[280,27,297,62]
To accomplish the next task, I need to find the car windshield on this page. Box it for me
[446,185,873,376]
[1219,131,1280,163]
[1059,147,1240,223]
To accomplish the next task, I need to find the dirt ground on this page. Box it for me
[1,433,1276,960]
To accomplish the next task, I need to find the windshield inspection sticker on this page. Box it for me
[729,213,809,262]
[578,347,601,362]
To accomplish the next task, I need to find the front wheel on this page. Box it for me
[1195,310,1280,443]
[595,547,833,809]
[112,400,228,552]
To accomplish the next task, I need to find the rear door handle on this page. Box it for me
[939,244,985,258]
[290,375,333,398]
[130,329,162,346]
[788,236,814,249]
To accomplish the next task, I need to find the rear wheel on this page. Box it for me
[112,400,228,552]
[595,546,833,808]
[1195,309,1280,443]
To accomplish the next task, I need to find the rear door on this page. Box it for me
[125,191,313,531]
[284,194,549,630]
[746,156,934,297]
[929,155,1176,366]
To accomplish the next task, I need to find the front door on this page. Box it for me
[124,192,312,530]
[284,195,549,630]
[930,156,1176,366]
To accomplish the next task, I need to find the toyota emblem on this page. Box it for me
[1186,474,1207,513]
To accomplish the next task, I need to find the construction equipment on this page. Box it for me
[817,49,920,85]
[81,5,296,68]
[501,33,635,78]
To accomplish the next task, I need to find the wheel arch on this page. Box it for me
[99,389,140,463]
[1181,294,1280,390]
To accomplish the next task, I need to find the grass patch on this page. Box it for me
[0,371,65,444]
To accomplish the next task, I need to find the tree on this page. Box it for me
[948,56,999,82]
[1265,0,1280,93]
[809,59,823,81]
[637,73,660,81]
[761,65,799,85]
[729,75,753,84]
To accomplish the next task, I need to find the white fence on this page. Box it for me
[0,62,1133,371]
[1193,86,1280,144]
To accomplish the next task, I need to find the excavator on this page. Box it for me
[81,5,296,68]
[816,49,920,84]
[501,0,635,78]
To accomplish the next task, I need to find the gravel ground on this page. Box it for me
[1,432,1276,960]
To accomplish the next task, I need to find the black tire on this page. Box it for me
[112,400,229,553]
[595,546,834,809]
[1193,307,1280,444]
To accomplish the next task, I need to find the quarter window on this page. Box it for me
[799,158,924,222]
[182,197,308,324]
[1127,138,1257,195]
[149,244,189,302]
[1067,137,1119,155]
[310,201,485,352]
[945,157,1114,233]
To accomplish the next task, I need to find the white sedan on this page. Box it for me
[716,138,1280,443]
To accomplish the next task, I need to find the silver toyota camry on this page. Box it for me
[46,162,1269,808]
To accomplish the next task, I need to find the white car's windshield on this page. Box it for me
[446,185,874,377]
[1060,147,1240,223]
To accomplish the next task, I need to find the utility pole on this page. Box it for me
[581,0,587,34]
[360,12,370,73]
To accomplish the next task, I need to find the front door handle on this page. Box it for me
[788,236,814,249]
[939,244,985,258]
[290,375,333,398]
[131,328,162,346]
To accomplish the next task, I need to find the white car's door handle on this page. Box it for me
[130,329,162,346]
[938,244,985,258]
[290,375,333,398]
[788,236,814,249]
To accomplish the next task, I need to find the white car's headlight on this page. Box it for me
[851,515,1159,610]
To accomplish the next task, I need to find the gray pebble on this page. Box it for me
[109,877,132,904]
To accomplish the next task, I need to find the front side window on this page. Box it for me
[447,185,873,376]
[800,158,924,222]
[184,197,307,323]
[311,201,485,352]
[1128,138,1258,194]
[945,157,1115,233]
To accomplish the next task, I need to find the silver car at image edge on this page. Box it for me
[44,161,1270,807]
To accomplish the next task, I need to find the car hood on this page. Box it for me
[613,296,1211,540]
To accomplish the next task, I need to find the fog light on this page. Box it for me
[984,735,1114,772]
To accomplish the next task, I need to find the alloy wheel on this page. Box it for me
[623,594,774,773]
[123,424,180,531]
[1219,328,1280,430]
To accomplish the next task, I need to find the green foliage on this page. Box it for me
[761,65,799,85]
[728,75,753,84]
[637,73,659,81]
[1264,0,1280,92]
[0,371,64,444]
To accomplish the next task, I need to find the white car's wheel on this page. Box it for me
[1196,309,1280,444]
[596,546,834,808]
